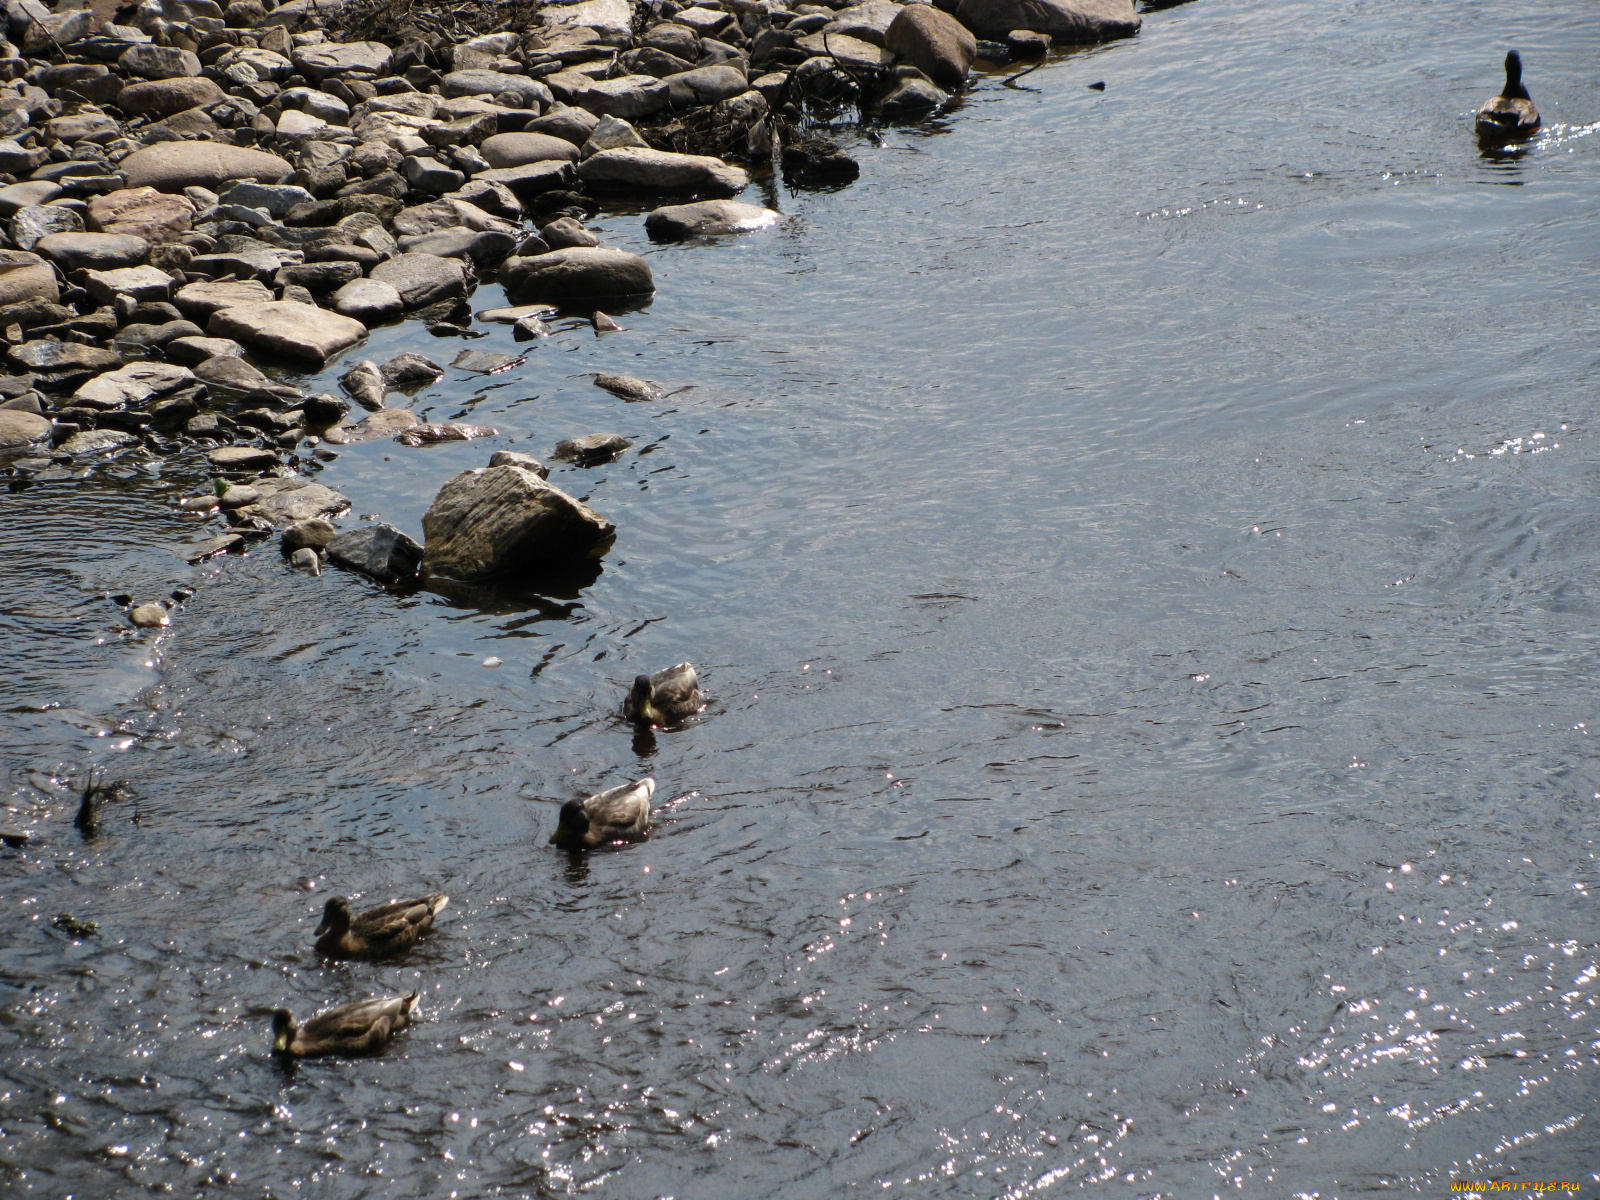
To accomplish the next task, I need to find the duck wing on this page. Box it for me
[300,994,418,1055]
[650,662,701,716]
[584,778,655,840]
[348,894,448,953]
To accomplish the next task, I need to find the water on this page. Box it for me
[4,0,1599,1194]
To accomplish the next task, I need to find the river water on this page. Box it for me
[4,0,1599,1195]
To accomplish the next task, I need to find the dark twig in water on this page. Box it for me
[75,770,124,838]
[1002,62,1044,91]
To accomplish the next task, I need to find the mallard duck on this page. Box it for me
[314,893,448,960]
[271,993,418,1059]
[623,662,701,726]
[1476,51,1540,140]
[550,778,655,849]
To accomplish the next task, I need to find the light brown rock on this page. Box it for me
[117,76,226,117]
[421,464,616,582]
[87,187,196,242]
[0,250,59,305]
[885,4,977,90]
[208,301,367,364]
[121,142,293,193]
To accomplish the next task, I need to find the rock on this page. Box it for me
[1007,29,1053,54]
[339,359,386,409]
[781,138,860,184]
[368,252,467,308]
[579,115,649,158]
[10,340,121,377]
[86,188,194,243]
[150,107,222,140]
[489,449,549,477]
[541,0,633,35]
[451,349,522,373]
[953,0,1139,41]
[10,204,81,251]
[207,444,279,471]
[175,279,275,319]
[821,1,903,46]
[120,143,293,193]
[325,408,419,444]
[288,546,322,574]
[0,140,45,177]
[164,336,244,364]
[422,113,500,150]
[0,181,63,216]
[886,4,977,90]
[276,261,363,294]
[476,303,559,324]
[219,484,262,508]
[796,31,895,67]
[208,301,367,364]
[396,227,516,262]
[473,161,578,199]
[0,250,59,305]
[283,518,338,553]
[129,602,170,628]
[301,393,350,426]
[645,199,782,238]
[525,105,599,146]
[119,44,202,80]
[59,429,136,456]
[392,198,517,236]
[421,463,615,582]
[577,147,748,194]
[34,232,148,272]
[380,352,444,386]
[0,408,49,447]
[878,69,948,117]
[661,65,749,107]
[193,355,270,391]
[82,265,175,307]
[74,362,194,409]
[575,75,670,120]
[330,278,404,323]
[441,70,552,109]
[118,76,226,117]
[238,475,350,525]
[553,431,632,463]
[592,374,662,401]
[295,40,392,80]
[218,181,312,218]
[396,422,499,446]
[479,132,583,168]
[500,247,653,301]
[534,218,594,250]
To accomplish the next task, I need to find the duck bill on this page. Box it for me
[272,1030,291,1055]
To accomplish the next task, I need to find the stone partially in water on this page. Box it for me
[451,350,523,374]
[488,449,549,478]
[886,3,977,90]
[644,200,781,239]
[421,464,616,583]
[500,247,654,302]
[339,359,387,410]
[283,518,338,554]
[396,422,500,447]
[576,147,748,195]
[592,374,662,401]
[0,409,49,448]
[325,409,420,444]
[128,602,169,628]
[288,546,322,574]
[206,444,280,471]
[326,523,424,584]
[59,429,136,456]
[235,476,350,526]
[553,432,633,464]
[380,352,445,386]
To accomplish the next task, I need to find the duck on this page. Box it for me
[314,893,449,960]
[549,777,655,850]
[623,662,702,726]
[1476,51,1540,140]
[272,993,418,1059]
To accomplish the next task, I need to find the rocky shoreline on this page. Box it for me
[0,0,1138,598]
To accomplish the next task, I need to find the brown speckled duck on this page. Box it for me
[550,778,655,850]
[272,994,418,1059]
[1476,51,1540,141]
[314,893,449,960]
[623,662,701,726]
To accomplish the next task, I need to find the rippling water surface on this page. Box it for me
[4,0,1600,1195]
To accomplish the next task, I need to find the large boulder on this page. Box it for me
[207,301,366,364]
[368,252,467,308]
[952,0,1139,40]
[0,250,59,305]
[499,247,654,301]
[644,199,782,239]
[86,188,195,243]
[576,147,747,194]
[117,76,225,116]
[479,132,582,167]
[885,5,977,90]
[120,143,293,193]
[421,464,616,583]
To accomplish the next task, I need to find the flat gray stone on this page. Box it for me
[576,146,747,194]
[207,301,367,364]
[34,232,149,272]
[0,408,49,447]
[368,253,467,309]
[73,362,194,409]
[500,246,654,301]
[330,278,404,323]
[645,199,782,238]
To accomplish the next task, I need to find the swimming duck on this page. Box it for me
[271,993,418,1059]
[1476,51,1540,140]
[549,777,655,850]
[623,662,702,726]
[314,893,449,960]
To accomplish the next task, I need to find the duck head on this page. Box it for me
[1503,50,1530,100]
[271,1009,297,1056]
[550,799,590,848]
[628,675,663,725]
[315,896,352,938]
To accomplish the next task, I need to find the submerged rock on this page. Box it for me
[396,422,500,446]
[554,432,633,464]
[592,374,662,401]
[500,247,654,301]
[421,464,616,583]
[644,200,782,239]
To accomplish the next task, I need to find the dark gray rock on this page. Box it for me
[326,522,423,583]
[499,247,654,301]
[421,464,615,582]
